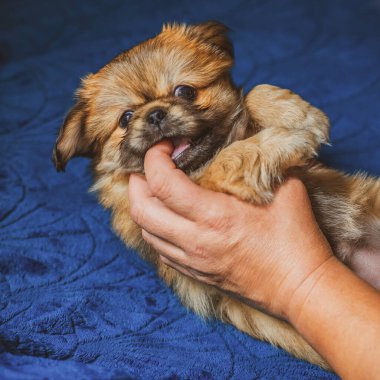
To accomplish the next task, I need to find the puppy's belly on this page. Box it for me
[350,246,380,290]
[335,214,380,290]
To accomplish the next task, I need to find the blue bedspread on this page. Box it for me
[1,0,379,378]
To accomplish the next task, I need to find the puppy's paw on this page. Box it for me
[199,140,280,204]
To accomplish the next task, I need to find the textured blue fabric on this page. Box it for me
[1,0,379,378]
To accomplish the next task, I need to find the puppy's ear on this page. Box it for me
[52,100,93,172]
[190,21,233,59]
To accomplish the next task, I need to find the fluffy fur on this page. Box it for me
[53,21,380,368]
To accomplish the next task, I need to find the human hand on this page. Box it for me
[129,141,334,321]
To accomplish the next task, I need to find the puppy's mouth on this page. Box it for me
[170,136,191,160]
[122,125,228,174]
[161,131,219,173]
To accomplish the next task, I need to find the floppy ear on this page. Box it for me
[52,100,94,172]
[190,21,234,59]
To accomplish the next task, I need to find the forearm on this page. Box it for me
[289,256,380,379]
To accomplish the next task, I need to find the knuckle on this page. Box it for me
[193,243,207,259]
[149,173,171,200]
[224,234,241,253]
[202,204,234,233]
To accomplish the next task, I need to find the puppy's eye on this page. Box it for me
[119,110,133,129]
[174,85,196,100]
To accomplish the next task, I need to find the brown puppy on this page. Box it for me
[53,22,380,368]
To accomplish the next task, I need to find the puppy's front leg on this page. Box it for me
[198,85,330,204]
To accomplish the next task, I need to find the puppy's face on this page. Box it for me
[53,22,242,175]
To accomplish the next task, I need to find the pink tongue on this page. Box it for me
[171,137,191,159]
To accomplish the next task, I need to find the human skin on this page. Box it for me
[129,141,380,379]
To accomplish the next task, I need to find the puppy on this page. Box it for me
[53,21,380,368]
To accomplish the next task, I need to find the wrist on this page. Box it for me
[286,255,342,325]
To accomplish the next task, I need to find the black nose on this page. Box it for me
[148,109,166,128]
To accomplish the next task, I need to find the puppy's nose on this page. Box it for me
[148,109,166,128]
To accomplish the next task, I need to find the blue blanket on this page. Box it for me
[1,0,379,378]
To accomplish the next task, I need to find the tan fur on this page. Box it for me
[53,22,380,370]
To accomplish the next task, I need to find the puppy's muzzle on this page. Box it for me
[148,108,167,129]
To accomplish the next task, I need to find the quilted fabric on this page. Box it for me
[1,0,379,378]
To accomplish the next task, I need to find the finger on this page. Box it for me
[144,141,220,221]
[159,253,215,286]
[129,174,198,249]
[142,230,188,263]
[159,254,195,279]
[143,230,219,286]
[141,230,196,278]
